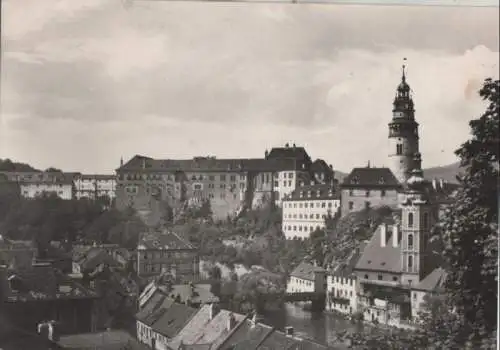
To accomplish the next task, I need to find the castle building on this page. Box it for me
[74,174,116,202]
[281,183,340,240]
[115,145,334,222]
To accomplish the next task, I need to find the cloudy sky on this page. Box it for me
[1,0,498,174]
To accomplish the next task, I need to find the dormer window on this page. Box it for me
[299,191,304,198]
[351,176,359,185]
[379,177,385,185]
[316,190,321,197]
[307,191,311,198]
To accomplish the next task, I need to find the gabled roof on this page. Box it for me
[354,225,402,274]
[331,242,367,278]
[413,267,447,292]
[310,159,332,174]
[136,296,197,339]
[217,319,274,350]
[170,305,246,349]
[342,167,400,188]
[77,249,121,272]
[290,262,325,281]
[138,229,194,250]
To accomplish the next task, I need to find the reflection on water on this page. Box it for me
[261,303,365,346]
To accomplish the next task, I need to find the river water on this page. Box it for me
[261,303,365,347]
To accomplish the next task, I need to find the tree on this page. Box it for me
[434,78,499,347]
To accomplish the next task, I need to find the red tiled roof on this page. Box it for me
[342,168,400,188]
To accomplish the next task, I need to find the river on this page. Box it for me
[261,303,366,347]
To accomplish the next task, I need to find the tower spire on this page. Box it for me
[402,57,407,83]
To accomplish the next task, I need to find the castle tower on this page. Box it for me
[388,64,420,184]
[400,161,433,286]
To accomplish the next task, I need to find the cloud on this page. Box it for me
[1,0,499,173]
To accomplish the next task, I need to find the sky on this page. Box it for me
[1,0,498,174]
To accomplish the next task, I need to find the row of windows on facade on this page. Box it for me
[350,177,387,185]
[330,276,355,286]
[284,225,322,233]
[142,251,194,259]
[329,303,353,313]
[347,201,372,210]
[284,213,329,220]
[284,201,338,209]
[330,288,354,299]
[291,278,314,287]
[348,189,387,197]
[23,190,66,196]
[362,267,416,282]
[24,183,67,188]
[120,173,248,182]
[297,190,335,199]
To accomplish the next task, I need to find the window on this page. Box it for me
[274,181,279,187]
[348,202,353,210]
[365,190,370,197]
[349,190,353,196]
[364,274,369,279]
[392,276,398,282]
[381,190,386,197]
[288,181,292,187]
[328,202,332,208]
[230,175,236,182]
[365,201,371,209]
[220,175,226,181]
[377,275,383,280]
[408,256,413,270]
[408,212,414,227]
[423,212,429,229]
[408,234,414,250]
[396,144,403,155]
[321,202,326,208]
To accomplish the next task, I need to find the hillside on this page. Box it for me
[0,159,40,172]
[424,161,463,184]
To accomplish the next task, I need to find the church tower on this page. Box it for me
[388,64,421,184]
[400,158,433,286]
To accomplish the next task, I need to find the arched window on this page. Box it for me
[408,212,414,228]
[408,234,414,250]
[396,144,403,155]
[408,256,413,271]
[423,212,429,229]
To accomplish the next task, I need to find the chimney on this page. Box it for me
[392,225,399,248]
[439,178,444,189]
[380,223,387,247]
[227,313,236,331]
[432,178,437,190]
[293,143,296,148]
[265,150,269,158]
[209,303,219,320]
[285,326,294,337]
[120,157,124,167]
[285,143,289,148]
[251,312,262,326]
[38,321,60,342]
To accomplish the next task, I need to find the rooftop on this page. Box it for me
[414,267,447,292]
[138,229,194,251]
[217,319,274,350]
[290,262,326,281]
[57,330,149,350]
[136,296,197,339]
[1,265,98,302]
[342,167,400,188]
[117,155,300,173]
[330,242,367,278]
[284,184,340,202]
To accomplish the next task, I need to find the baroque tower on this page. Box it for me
[388,65,421,184]
[400,159,433,286]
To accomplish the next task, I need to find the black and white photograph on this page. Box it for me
[0,0,498,349]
